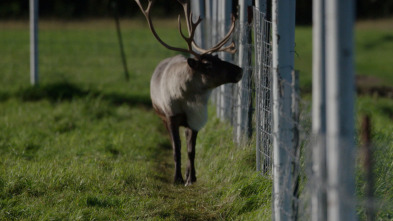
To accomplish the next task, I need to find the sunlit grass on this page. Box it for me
[0,19,272,220]
[0,17,392,220]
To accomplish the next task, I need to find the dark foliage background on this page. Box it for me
[0,0,181,19]
[296,0,393,24]
[1,0,393,24]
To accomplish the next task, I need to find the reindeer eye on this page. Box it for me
[202,60,213,70]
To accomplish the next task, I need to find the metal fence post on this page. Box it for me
[211,0,220,108]
[205,0,212,48]
[204,0,213,46]
[272,0,296,220]
[311,0,327,220]
[204,1,216,104]
[218,0,233,121]
[235,0,252,144]
[216,0,224,119]
[325,0,356,220]
[30,0,39,85]
[191,0,205,49]
[255,0,267,12]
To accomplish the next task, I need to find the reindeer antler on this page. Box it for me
[177,0,237,54]
[191,15,237,54]
[135,0,237,59]
[135,0,200,58]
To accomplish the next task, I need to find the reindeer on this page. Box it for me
[135,0,243,185]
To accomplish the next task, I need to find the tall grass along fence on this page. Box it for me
[195,0,393,220]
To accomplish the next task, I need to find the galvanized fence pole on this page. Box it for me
[216,0,224,119]
[235,0,252,144]
[211,0,220,107]
[205,0,212,49]
[218,0,233,121]
[311,0,327,220]
[30,0,39,85]
[255,0,267,13]
[325,0,356,220]
[191,0,205,49]
[272,0,296,219]
[204,0,213,104]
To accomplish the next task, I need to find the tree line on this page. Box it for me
[1,0,392,24]
[0,0,180,19]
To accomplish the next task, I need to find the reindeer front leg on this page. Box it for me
[185,128,198,186]
[167,116,184,185]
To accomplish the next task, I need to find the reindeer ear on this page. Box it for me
[187,58,198,69]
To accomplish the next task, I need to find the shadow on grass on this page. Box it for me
[363,33,393,49]
[0,91,10,102]
[150,140,173,184]
[2,82,152,109]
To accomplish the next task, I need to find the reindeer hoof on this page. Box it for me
[173,176,185,185]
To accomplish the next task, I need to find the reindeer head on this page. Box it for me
[135,0,243,87]
[187,54,243,88]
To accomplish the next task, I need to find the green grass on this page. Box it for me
[295,20,393,92]
[355,96,393,219]
[1,18,393,220]
[356,19,393,87]
[0,19,271,220]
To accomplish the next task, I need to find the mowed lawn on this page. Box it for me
[0,19,271,220]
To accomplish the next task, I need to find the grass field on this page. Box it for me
[295,20,393,91]
[1,18,393,220]
[0,19,271,220]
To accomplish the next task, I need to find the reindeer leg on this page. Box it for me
[185,128,198,186]
[167,116,184,185]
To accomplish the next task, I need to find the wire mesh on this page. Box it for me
[208,12,254,143]
[254,8,273,175]
[232,17,254,142]
[205,5,393,220]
